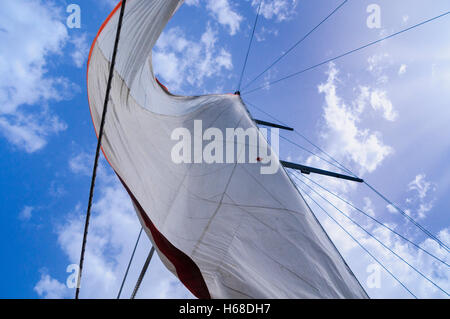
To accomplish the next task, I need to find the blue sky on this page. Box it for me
[0,0,449,299]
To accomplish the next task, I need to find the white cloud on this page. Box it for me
[0,118,46,153]
[294,103,447,298]
[206,0,242,35]
[70,33,90,68]
[0,0,68,113]
[363,225,450,299]
[402,15,410,24]
[363,197,375,217]
[406,174,436,219]
[368,54,389,73]
[19,206,34,221]
[386,204,397,214]
[353,85,398,122]
[290,61,449,297]
[255,26,279,42]
[408,174,433,200]
[35,161,194,299]
[185,0,200,6]
[0,111,67,153]
[370,89,398,121]
[69,152,92,176]
[283,61,450,298]
[252,0,298,22]
[297,175,450,298]
[185,0,242,35]
[317,63,393,174]
[0,0,72,152]
[34,273,71,299]
[153,24,233,91]
[367,53,393,84]
[417,202,433,219]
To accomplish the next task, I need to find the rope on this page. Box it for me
[291,125,450,253]
[301,174,449,267]
[242,11,450,95]
[245,99,356,174]
[291,171,449,297]
[236,1,262,93]
[279,135,350,174]
[117,227,143,299]
[364,182,450,253]
[130,246,155,299]
[244,98,413,291]
[244,99,450,252]
[244,99,349,170]
[294,179,418,298]
[75,0,128,299]
[242,0,348,91]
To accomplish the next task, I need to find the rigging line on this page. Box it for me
[117,227,143,299]
[300,174,449,267]
[290,136,450,254]
[242,10,450,95]
[244,98,286,123]
[131,246,155,299]
[244,98,352,174]
[324,155,450,253]
[242,0,348,91]
[244,98,450,252]
[75,0,128,300]
[244,99,350,174]
[364,182,450,253]
[291,171,449,296]
[279,135,351,175]
[236,1,262,92]
[311,151,450,253]
[292,177,417,299]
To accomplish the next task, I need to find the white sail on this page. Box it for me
[87,0,368,299]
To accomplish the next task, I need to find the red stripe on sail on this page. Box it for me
[118,176,211,299]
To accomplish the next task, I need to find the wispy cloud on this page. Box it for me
[70,33,90,68]
[398,64,407,75]
[369,89,398,122]
[406,174,436,219]
[255,26,279,42]
[317,63,393,174]
[19,206,34,221]
[0,111,67,153]
[408,174,434,200]
[292,61,449,298]
[296,172,449,298]
[69,152,92,176]
[34,162,193,299]
[206,0,242,35]
[252,0,298,22]
[186,0,243,36]
[153,24,233,92]
[34,273,71,299]
[0,0,73,152]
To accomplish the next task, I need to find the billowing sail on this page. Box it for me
[87,0,368,299]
